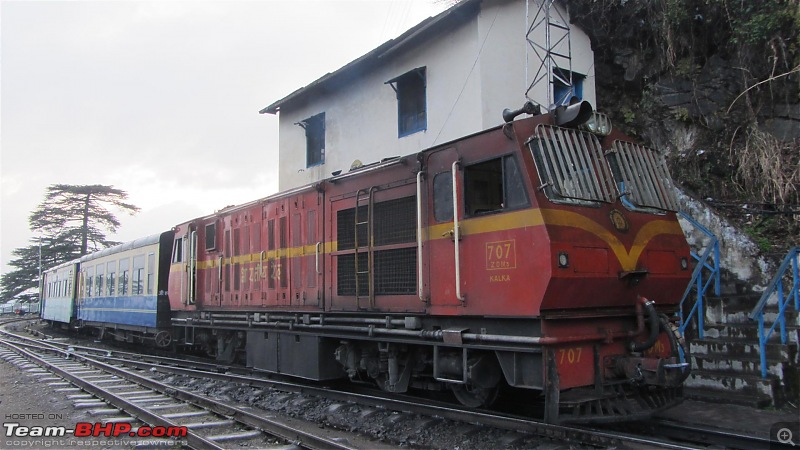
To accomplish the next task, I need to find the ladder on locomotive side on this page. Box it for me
[354,187,377,309]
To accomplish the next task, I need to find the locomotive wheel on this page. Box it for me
[154,331,172,348]
[451,383,499,408]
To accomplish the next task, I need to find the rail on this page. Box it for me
[748,246,800,378]
[677,212,721,340]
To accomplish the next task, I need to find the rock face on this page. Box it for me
[761,103,800,141]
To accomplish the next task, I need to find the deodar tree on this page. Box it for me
[0,184,140,301]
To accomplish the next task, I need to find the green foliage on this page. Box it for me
[672,107,691,122]
[621,106,636,124]
[29,184,139,255]
[744,225,773,253]
[0,184,139,301]
[727,0,798,46]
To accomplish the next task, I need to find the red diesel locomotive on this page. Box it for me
[161,101,691,423]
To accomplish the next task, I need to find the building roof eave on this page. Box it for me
[258,0,482,116]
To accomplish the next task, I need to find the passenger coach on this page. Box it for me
[41,259,80,327]
[75,231,174,347]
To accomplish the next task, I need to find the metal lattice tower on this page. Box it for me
[525,0,573,108]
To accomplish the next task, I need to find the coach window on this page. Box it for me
[433,172,453,222]
[300,112,325,167]
[95,264,104,297]
[132,255,145,295]
[85,266,94,298]
[107,262,116,296]
[464,155,528,216]
[147,253,156,295]
[119,259,130,296]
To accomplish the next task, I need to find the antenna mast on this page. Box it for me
[525,0,573,108]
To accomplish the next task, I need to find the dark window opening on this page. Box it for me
[172,238,183,263]
[205,223,216,251]
[433,172,453,222]
[388,67,426,137]
[302,113,325,167]
[464,156,529,216]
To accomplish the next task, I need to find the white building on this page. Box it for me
[261,0,595,190]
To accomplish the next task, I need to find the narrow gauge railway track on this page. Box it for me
[642,418,792,450]
[0,335,355,450]
[3,328,701,450]
[10,326,781,450]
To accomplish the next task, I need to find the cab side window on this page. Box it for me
[464,155,528,216]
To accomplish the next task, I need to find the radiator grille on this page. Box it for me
[529,124,616,203]
[337,196,416,250]
[337,248,416,296]
[336,195,418,298]
[609,140,678,211]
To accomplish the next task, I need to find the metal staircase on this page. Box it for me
[678,217,799,407]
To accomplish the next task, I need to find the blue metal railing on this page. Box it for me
[748,247,800,378]
[677,212,721,340]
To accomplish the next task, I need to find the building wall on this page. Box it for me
[276,0,595,190]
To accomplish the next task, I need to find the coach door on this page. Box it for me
[168,223,198,310]
[425,147,466,308]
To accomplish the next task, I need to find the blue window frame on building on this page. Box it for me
[386,67,427,137]
[553,69,585,106]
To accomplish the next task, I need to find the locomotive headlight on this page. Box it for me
[558,252,570,268]
[580,111,612,137]
[680,257,689,270]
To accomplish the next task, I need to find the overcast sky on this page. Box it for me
[1,0,449,275]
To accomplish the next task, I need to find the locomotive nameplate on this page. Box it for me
[486,240,517,270]
[609,209,630,232]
